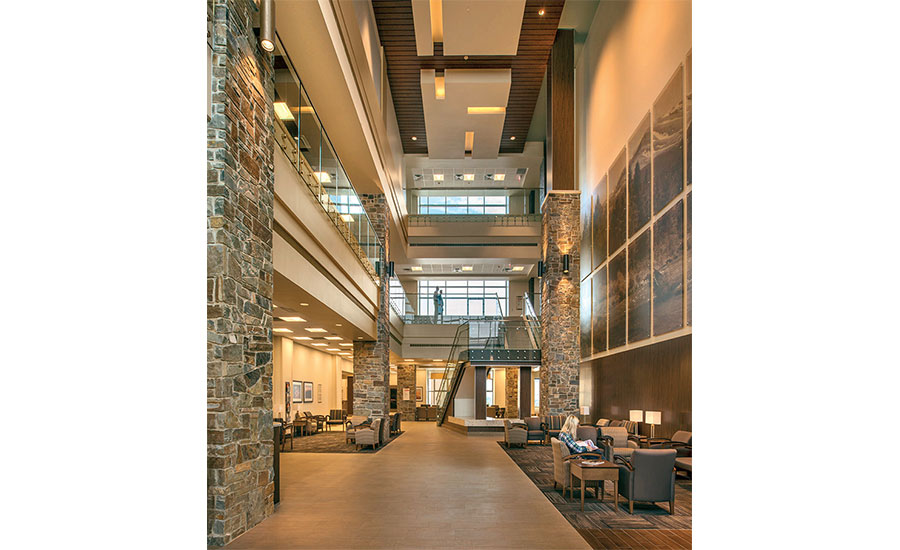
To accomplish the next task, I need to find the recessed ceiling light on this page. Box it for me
[538,9,545,16]
[411,136,418,141]
[433,359,444,362]
[314,172,332,183]
[305,328,327,333]
[273,305,277,308]
[433,173,444,181]
[411,266,423,272]
[274,102,294,121]
[435,75,445,100]
[340,214,354,222]
[293,336,312,340]
[461,266,473,271]
[326,348,340,352]
[339,352,351,356]
[512,266,524,272]
[510,136,516,140]
[493,174,506,181]
[467,107,506,115]
[335,323,342,327]
[463,174,475,181]
[339,343,353,347]
[300,302,309,306]
[311,343,327,347]
[273,328,293,333]
[404,359,416,362]
[324,336,342,340]
[279,316,305,322]
[357,336,364,339]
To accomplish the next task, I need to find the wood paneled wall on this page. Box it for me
[585,335,691,439]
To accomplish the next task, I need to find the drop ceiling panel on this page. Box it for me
[420,68,510,159]
[441,0,526,56]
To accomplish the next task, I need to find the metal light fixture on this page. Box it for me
[259,0,275,52]
[387,261,395,278]
[537,261,544,278]
[562,254,570,274]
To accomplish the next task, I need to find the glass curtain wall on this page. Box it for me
[418,195,509,215]
[417,280,508,316]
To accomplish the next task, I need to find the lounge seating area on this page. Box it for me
[276,411,404,454]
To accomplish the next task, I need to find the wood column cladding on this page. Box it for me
[474,366,487,420]
[546,29,575,191]
[519,367,532,417]
[587,335,692,439]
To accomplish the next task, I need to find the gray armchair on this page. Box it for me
[355,418,382,450]
[600,426,639,460]
[550,437,604,493]
[650,430,692,456]
[575,425,599,446]
[615,449,677,514]
[524,416,544,445]
[503,419,527,448]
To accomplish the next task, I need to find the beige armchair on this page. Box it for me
[550,437,604,493]
[503,420,527,448]
[355,418,382,450]
[600,426,639,460]
[345,415,368,444]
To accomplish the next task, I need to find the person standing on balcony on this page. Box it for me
[433,288,441,322]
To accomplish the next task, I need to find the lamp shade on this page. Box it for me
[629,409,643,422]
[645,411,662,425]
[581,406,590,415]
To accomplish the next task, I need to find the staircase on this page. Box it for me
[435,293,542,426]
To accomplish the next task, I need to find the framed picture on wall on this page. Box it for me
[292,381,303,403]
[415,386,424,401]
[317,383,323,403]
[285,382,291,418]
[303,381,314,403]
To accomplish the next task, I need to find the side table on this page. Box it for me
[569,460,620,512]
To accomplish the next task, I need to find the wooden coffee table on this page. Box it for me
[569,459,620,512]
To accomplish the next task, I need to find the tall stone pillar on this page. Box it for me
[540,193,581,416]
[207,0,275,545]
[353,194,390,420]
[540,28,579,418]
[505,367,519,418]
[397,363,416,421]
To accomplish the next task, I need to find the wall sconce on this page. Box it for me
[259,0,275,52]
[387,261,395,278]
[645,411,661,439]
[537,261,544,278]
[562,254,570,274]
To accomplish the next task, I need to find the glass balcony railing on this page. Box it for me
[271,37,383,281]
[408,214,542,226]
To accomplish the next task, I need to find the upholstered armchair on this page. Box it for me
[302,411,324,432]
[541,414,566,444]
[524,416,544,445]
[575,425,599,446]
[600,426,639,460]
[550,437,604,494]
[415,406,427,421]
[426,406,437,421]
[486,405,499,418]
[650,430,692,456]
[345,415,368,444]
[325,409,345,431]
[503,420,527,448]
[355,418,382,450]
[615,449,677,514]
[390,412,401,435]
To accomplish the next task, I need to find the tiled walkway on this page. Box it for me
[224,422,590,549]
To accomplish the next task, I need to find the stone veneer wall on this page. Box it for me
[540,192,581,416]
[397,364,416,421]
[352,194,390,419]
[505,367,519,418]
[207,0,276,545]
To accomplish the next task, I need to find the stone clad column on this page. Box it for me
[505,367,519,418]
[207,0,275,545]
[353,194,390,421]
[397,364,416,421]
[540,193,581,416]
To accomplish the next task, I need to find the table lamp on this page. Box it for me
[629,410,643,435]
[645,411,661,439]
[580,406,590,423]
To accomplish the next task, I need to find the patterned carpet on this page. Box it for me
[498,442,692,549]
[280,429,404,454]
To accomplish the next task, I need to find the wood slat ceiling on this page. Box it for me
[372,0,565,155]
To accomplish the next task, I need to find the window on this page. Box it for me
[417,279,509,316]
[417,195,509,215]
[486,374,494,406]
[533,378,540,412]
[427,375,444,405]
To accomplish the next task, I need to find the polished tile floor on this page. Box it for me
[225,422,591,549]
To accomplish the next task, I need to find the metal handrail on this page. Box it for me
[435,322,469,425]
[409,214,542,226]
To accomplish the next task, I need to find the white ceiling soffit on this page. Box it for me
[441,0,526,56]
[420,68,511,159]
[411,0,436,56]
